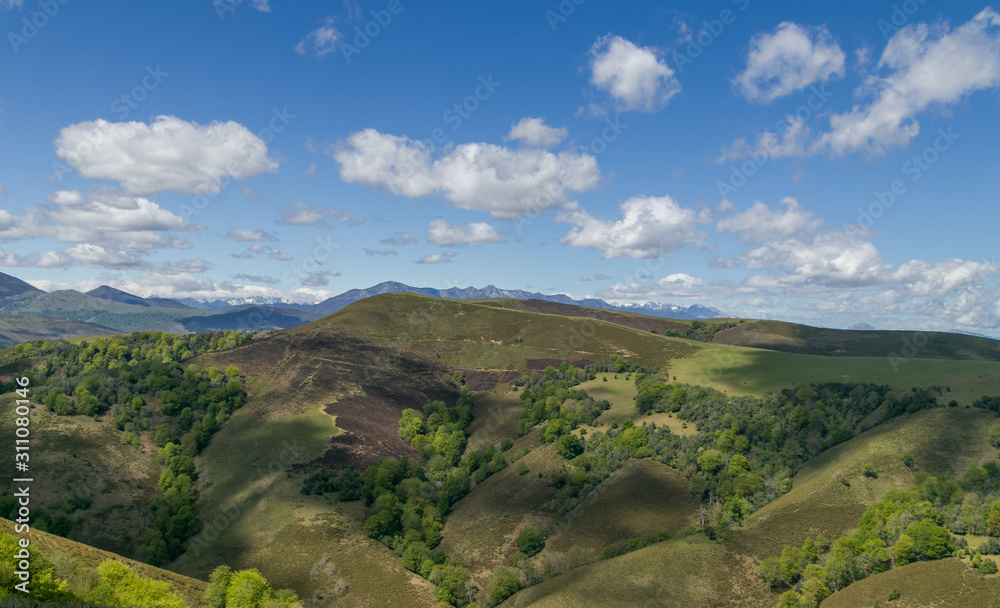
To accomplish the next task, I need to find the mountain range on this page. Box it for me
[0,272,726,346]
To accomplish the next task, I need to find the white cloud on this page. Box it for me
[0,1,23,8]
[426,219,502,246]
[364,248,398,256]
[0,188,200,270]
[557,195,701,259]
[279,201,362,227]
[268,249,293,261]
[817,9,1000,156]
[589,35,680,112]
[226,227,277,242]
[55,116,278,195]
[504,117,568,148]
[0,185,8,196]
[734,22,846,102]
[295,17,341,57]
[252,0,270,11]
[332,129,600,219]
[716,197,823,241]
[416,252,456,264]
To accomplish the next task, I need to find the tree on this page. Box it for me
[989,421,1000,448]
[892,534,916,566]
[758,556,783,588]
[486,567,522,607]
[203,565,232,608]
[904,518,954,560]
[516,526,545,557]
[557,434,584,459]
[775,590,801,608]
[698,449,725,475]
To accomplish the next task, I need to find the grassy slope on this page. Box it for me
[821,558,1000,607]
[0,315,119,349]
[670,341,1000,405]
[542,460,698,555]
[0,518,208,605]
[173,330,440,606]
[0,396,163,558]
[504,408,999,608]
[712,319,1000,360]
[315,293,700,371]
[439,436,567,583]
[502,534,744,608]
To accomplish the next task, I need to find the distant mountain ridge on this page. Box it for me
[0,271,727,345]
[189,280,726,320]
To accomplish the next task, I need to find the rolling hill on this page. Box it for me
[2,292,1000,606]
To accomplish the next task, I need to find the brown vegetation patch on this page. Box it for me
[461,369,522,391]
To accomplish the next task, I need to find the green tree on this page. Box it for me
[225,570,268,607]
[698,449,724,475]
[775,590,801,608]
[557,433,584,459]
[486,567,522,607]
[88,560,187,608]
[892,534,916,566]
[516,526,545,557]
[203,565,232,608]
[989,421,1000,448]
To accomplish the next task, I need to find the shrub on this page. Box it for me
[516,526,545,557]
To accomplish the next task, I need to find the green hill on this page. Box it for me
[3,293,1000,607]
[0,518,208,605]
[712,319,1000,360]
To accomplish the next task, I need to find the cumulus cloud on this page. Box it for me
[716,197,823,241]
[332,129,600,219]
[55,116,278,195]
[734,22,846,102]
[364,248,398,256]
[416,252,456,264]
[426,219,502,246]
[268,249,293,261]
[817,9,1000,156]
[295,17,341,57]
[557,195,702,259]
[0,188,200,270]
[504,117,568,148]
[252,0,270,11]
[589,35,680,112]
[226,227,277,242]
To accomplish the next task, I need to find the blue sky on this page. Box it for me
[1,0,999,335]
